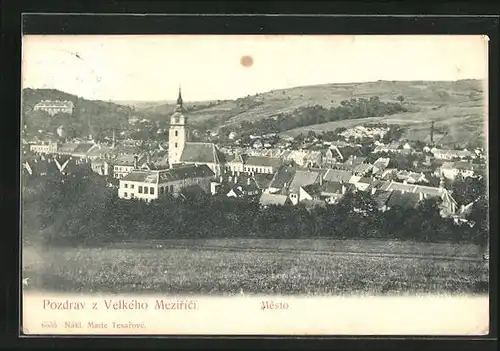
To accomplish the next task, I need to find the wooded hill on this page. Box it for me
[22,88,133,139]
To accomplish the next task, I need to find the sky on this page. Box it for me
[22,35,488,102]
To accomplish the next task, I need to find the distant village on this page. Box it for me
[23,90,487,224]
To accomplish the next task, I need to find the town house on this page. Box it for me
[118,164,215,202]
[113,154,147,179]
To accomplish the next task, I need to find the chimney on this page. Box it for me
[247,177,251,186]
[220,176,223,183]
[419,192,424,201]
[371,187,376,195]
[342,184,346,194]
[234,175,238,184]
[133,155,138,169]
[319,175,323,186]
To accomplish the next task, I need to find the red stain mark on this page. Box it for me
[240,55,253,68]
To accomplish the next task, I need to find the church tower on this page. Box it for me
[168,87,188,167]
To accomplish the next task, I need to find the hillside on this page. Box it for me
[22,88,133,139]
[144,79,485,147]
[22,79,486,148]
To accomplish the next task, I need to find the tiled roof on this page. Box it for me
[159,164,215,183]
[269,165,296,189]
[373,190,393,208]
[58,143,79,153]
[289,170,321,192]
[252,174,275,189]
[379,181,443,197]
[373,157,390,170]
[245,155,283,167]
[322,169,353,183]
[344,155,366,166]
[358,177,373,184]
[122,170,157,183]
[386,191,421,209]
[114,154,146,166]
[305,182,342,195]
[72,143,96,154]
[122,164,214,184]
[86,145,114,157]
[228,154,249,164]
[180,142,223,164]
[259,193,289,206]
[337,146,362,160]
[353,163,373,174]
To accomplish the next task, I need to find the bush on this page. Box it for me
[22,168,487,246]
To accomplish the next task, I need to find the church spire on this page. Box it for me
[177,85,183,106]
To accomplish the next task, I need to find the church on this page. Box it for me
[168,88,226,177]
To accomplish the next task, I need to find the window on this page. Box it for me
[131,184,134,189]
[131,193,135,198]
[160,187,164,194]
[124,183,128,188]
[170,185,174,193]
[124,192,128,198]
[144,187,149,194]
[138,186,143,193]
[150,187,154,195]
[175,142,178,148]
[175,131,178,137]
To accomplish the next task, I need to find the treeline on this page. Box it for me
[22,168,487,247]
[228,97,407,135]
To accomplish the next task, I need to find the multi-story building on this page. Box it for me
[118,164,215,201]
[29,141,59,154]
[226,154,282,175]
[33,100,74,116]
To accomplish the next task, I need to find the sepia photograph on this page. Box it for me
[20,34,490,335]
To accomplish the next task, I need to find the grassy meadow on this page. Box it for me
[22,239,488,295]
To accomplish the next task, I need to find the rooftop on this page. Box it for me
[259,193,290,206]
[180,142,225,164]
[121,164,215,184]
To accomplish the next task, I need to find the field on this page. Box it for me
[282,102,486,147]
[22,239,488,296]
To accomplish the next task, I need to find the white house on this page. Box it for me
[431,148,474,160]
[226,154,282,175]
[30,141,59,154]
[118,164,215,202]
[440,161,475,180]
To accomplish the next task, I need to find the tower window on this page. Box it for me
[175,131,178,137]
[175,143,178,148]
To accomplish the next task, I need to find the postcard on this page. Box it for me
[20,34,490,335]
